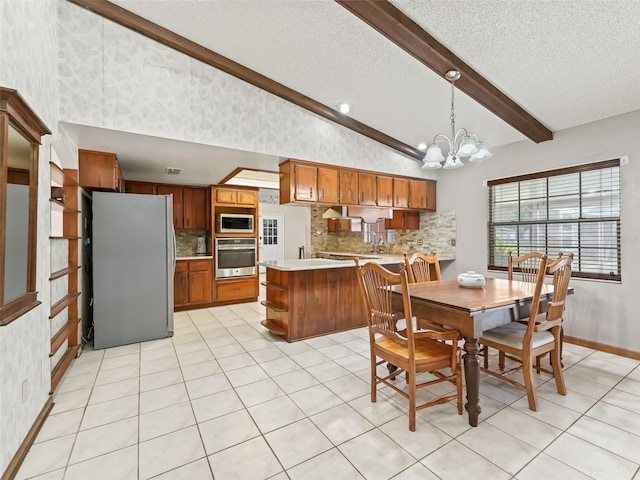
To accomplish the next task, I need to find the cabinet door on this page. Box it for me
[404,211,420,230]
[339,170,358,205]
[293,164,317,202]
[126,181,156,194]
[358,173,377,206]
[188,270,211,304]
[216,278,257,301]
[317,167,339,204]
[409,179,427,209]
[425,179,436,211]
[215,188,236,204]
[174,270,189,307]
[385,210,404,230]
[393,178,409,208]
[183,187,208,230]
[236,190,257,206]
[78,150,119,191]
[376,175,393,207]
[157,185,184,229]
[327,218,352,232]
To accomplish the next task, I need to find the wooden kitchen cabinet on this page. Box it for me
[293,163,317,202]
[317,166,339,203]
[215,277,258,302]
[183,187,209,230]
[385,210,420,230]
[339,170,358,204]
[215,187,257,206]
[358,172,377,206]
[78,149,123,192]
[157,185,184,229]
[425,179,436,211]
[174,259,212,309]
[125,181,156,195]
[376,175,393,207]
[393,178,409,208]
[327,218,352,232]
[409,179,427,210]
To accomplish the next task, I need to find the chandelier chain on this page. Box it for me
[449,76,456,141]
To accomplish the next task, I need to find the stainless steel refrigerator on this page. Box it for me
[92,192,175,349]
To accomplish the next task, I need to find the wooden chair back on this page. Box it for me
[354,259,414,346]
[543,253,573,328]
[507,251,546,282]
[403,251,441,283]
[518,255,550,339]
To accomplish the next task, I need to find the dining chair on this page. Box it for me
[403,251,446,332]
[480,253,573,411]
[354,259,462,431]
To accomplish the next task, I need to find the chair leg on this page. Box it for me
[387,362,398,381]
[522,355,538,411]
[498,351,506,371]
[483,345,489,369]
[408,368,416,432]
[370,353,377,403]
[551,330,567,395]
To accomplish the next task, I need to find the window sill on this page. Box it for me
[0,293,41,326]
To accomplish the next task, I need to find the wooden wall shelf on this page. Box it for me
[49,265,81,281]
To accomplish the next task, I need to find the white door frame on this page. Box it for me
[258,213,285,273]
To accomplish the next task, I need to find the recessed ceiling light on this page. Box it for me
[417,143,427,151]
[337,103,350,114]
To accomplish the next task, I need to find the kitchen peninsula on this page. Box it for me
[260,253,406,342]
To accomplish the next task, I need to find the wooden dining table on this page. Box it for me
[391,277,566,427]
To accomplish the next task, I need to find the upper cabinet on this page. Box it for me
[215,187,257,207]
[317,167,339,204]
[376,175,393,207]
[358,172,377,206]
[123,180,210,231]
[78,149,123,192]
[339,170,358,205]
[393,178,409,208]
[157,185,184,229]
[280,159,436,211]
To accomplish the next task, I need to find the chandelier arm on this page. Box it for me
[432,134,453,150]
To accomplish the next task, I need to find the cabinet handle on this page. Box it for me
[360,192,364,202]
[396,196,399,204]
[421,197,425,208]
[387,195,391,203]
[310,187,313,198]
[321,188,325,199]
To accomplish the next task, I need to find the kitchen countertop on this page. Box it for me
[260,253,405,271]
[176,255,213,260]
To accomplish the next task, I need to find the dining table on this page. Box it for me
[391,277,568,427]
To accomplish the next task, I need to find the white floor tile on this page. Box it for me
[226,363,269,387]
[235,378,286,407]
[485,406,563,450]
[151,458,213,480]
[139,425,205,479]
[208,436,282,479]
[287,448,364,480]
[89,377,139,405]
[199,410,261,454]
[139,401,196,442]
[140,383,189,414]
[185,372,232,399]
[380,415,453,460]
[273,369,320,394]
[180,359,222,381]
[190,389,245,423]
[310,403,374,445]
[51,388,92,414]
[80,394,138,430]
[421,440,511,480]
[69,417,138,465]
[140,367,184,392]
[516,452,592,480]
[392,462,441,480]
[15,435,75,480]
[289,384,344,416]
[265,418,333,469]
[338,429,415,480]
[64,445,137,480]
[34,408,83,444]
[567,415,640,463]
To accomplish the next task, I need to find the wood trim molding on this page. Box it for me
[564,336,640,361]
[0,396,54,480]
[65,0,423,161]
[336,0,553,144]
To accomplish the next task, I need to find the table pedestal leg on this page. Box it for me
[463,337,481,427]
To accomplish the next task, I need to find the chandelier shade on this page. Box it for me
[422,70,492,169]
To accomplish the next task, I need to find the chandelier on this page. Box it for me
[422,70,493,169]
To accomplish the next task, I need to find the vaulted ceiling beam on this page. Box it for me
[67,0,424,160]
[336,0,553,144]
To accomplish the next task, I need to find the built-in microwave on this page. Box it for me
[218,213,254,233]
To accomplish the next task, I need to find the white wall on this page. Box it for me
[259,202,311,259]
[438,110,640,352]
[0,0,60,473]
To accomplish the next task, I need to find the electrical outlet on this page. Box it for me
[450,238,456,246]
[22,379,29,403]
[417,239,423,246]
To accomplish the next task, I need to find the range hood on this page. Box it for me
[322,206,393,224]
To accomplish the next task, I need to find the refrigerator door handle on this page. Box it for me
[171,223,176,274]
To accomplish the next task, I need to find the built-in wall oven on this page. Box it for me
[215,238,257,279]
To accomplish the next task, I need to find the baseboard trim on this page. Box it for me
[1,396,54,480]
[565,336,640,361]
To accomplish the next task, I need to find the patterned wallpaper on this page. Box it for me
[57,1,435,180]
[0,0,61,473]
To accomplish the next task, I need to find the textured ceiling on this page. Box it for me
[75,0,640,182]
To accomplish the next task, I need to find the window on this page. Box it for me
[0,87,50,325]
[488,159,621,281]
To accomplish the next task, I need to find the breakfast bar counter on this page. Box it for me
[259,254,404,341]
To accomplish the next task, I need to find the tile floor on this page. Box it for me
[15,290,640,480]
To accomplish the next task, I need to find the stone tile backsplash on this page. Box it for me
[175,230,208,256]
[309,207,456,260]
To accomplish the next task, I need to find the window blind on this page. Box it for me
[488,159,621,281]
